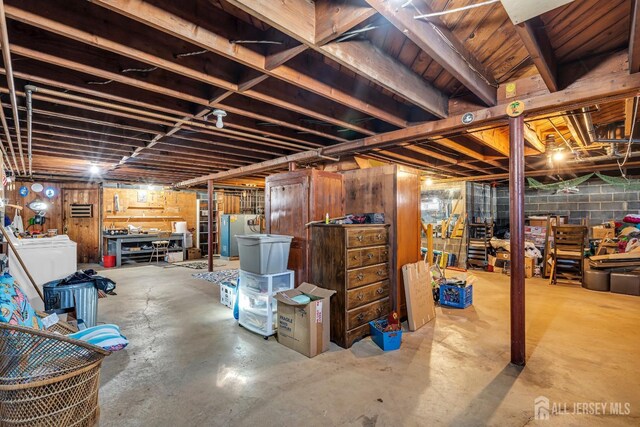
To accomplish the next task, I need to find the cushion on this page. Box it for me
[69,324,129,352]
[0,276,44,330]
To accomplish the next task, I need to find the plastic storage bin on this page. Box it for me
[239,269,294,293]
[220,281,237,309]
[439,283,473,309]
[238,270,294,338]
[369,320,402,351]
[236,234,293,275]
[43,279,98,327]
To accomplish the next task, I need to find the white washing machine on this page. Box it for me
[6,230,78,311]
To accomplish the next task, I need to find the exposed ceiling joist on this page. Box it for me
[515,17,558,92]
[89,0,407,128]
[314,0,376,45]
[625,97,637,137]
[364,0,497,106]
[523,123,546,152]
[226,0,448,118]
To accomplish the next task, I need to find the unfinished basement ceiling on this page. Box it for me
[0,0,635,186]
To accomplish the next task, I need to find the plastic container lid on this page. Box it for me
[236,234,294,246]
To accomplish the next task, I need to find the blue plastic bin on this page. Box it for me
[439,283,473,308]
[369,320,402,351]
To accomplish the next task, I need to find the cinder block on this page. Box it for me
[578,202,602,210]
[590,193,613,202]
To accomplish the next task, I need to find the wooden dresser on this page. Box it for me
[311,224,391,348]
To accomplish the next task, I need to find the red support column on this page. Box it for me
[207,179,214,272]
[509,115,526,366]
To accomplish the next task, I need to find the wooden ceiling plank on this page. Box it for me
[365,0,497,106]
[264,44,309,70]
[514,17,558,92]
[226,0,448,118]
[625,97,636,137]
[523,122,546,153]
[466,128,510,157]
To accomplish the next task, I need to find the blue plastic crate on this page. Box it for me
[369,320,402,351]
[439,283,473,308]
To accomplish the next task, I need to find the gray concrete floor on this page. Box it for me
[95,263,640,426]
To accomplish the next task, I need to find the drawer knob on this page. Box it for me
[352,255,359,260]
[383,251,388,256]
[377,270,385,276]
[356,313,365,321]
[376,233,382,240]
[357,235,364,242]
[367,253,374,259]
[356,273,364,280]
[376,307,383,314]
[356,293,364,300]
[376,287,384,295]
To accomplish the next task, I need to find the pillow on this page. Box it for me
[69,324,129,352]
[0,280,44,330]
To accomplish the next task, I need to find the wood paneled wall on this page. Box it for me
[5,181,101,262]
[4,181,98,233]
[102,187,197,231]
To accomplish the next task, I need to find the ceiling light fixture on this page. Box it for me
[89,163,100,175]
[211,109,227,129]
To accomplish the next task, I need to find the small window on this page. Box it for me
[70,204,93,218]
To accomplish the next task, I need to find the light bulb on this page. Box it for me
[552,151,564,161]
[216,115,224,128]
[89,164,100,174]
[425,178,433,185]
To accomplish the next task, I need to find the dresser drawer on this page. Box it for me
[347,264,389,289]
[347,280,389,309]
[346,323,372,348]
[347,228,388,248]
[347,298,390,329]
[347,246,389,269]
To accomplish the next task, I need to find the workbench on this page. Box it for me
[103,233,185,267]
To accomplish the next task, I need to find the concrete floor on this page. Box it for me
[95,263,640,426]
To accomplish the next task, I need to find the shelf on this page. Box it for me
[105,216,184,221]
[122,248,183,255]
[126,206,164,210]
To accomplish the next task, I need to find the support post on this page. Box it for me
[288,162,297,171]
[509,115,526,366]
[207,179,214,272]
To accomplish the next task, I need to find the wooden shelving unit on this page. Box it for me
[466,222,494,269]
[196,197,219,255]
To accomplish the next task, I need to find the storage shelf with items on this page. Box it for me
[196,196,219,256]
[238,270,294,339]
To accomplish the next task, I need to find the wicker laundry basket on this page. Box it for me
[0,323,110,426]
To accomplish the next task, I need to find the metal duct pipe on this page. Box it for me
[0,0,24,174]
[25,84,36,177]
[566,151,640,164]
[581,107,596,144]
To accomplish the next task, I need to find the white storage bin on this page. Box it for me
[240,270,294,294]
[236,234,293,275]
[238,270,294,338]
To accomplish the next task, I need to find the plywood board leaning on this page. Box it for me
[402,261,436,332]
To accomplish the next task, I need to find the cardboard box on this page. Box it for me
[167,251,184,262]
[274,283,336,358]
[529,220,547,227]
[524,257,535,278]
[187,247,202,260]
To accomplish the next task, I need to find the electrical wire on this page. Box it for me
[121,67,158,73]
[175,50,208,58]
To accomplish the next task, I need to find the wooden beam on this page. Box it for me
[431,137,509,171]
[523,123,546,153]
[625,97,637,137]
[314,0,376,45]
[178,64,640,186]
[630,0,640,73]
[90,0,406,127]
[376,149,471,176]
[515,17,558,92]
[364,0,496,106]
[320,40,448,118]
[264,44,308,70]
[226,0,448,118]
[563,114,588,152]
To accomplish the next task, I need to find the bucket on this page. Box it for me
[103,255,116,268]
[173,221,188,234]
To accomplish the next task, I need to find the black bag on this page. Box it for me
[60,270,117,294]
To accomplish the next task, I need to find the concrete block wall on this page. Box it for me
[496,181,640,225]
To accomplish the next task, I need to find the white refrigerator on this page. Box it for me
[7,231,78,311]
